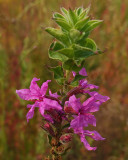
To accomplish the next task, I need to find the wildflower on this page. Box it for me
[66,95,99,130]
[72,67,99,92]
[16,78,62,122]
[65,94,109,150]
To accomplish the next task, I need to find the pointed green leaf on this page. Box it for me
[58,48,74,58]
[85,20,103,32]
[45,27,70,46]
[73,44,95,59]
[81,20,103,32]
[76,7,84,16]
[54,18,71,31]
[49,42,74,62]
[49,42,68,62]
[61,7,68,15]
[68,8,78,24]
[79,6,91,20]
[75,16,89,30]
[84,5,91,15]
[60,7,69,20]
[84,38,97,51]
[53,12,66,20]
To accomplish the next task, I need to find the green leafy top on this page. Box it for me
[45,6,103,86]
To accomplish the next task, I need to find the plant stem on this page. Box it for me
[63,70,70,95]
[50,70,71,159]
[66,70,70,82]
[50,120,63,159]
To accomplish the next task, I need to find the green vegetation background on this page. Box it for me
[0,0,128,159]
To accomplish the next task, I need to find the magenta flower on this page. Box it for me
[74,68,110,102]
[66,95,100,130]
[65,94,109,150]
[16,77,62,122]
[72,67,99,90]
[49,90,60,98]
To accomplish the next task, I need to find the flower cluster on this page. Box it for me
[16,68,110,151]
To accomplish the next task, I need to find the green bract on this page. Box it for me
[45,6,103,85]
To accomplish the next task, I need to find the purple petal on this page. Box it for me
[80,135,97,151]
[84,130,105,141]
[79,68,87,76]
[85,101,101,113]
[70,113,96,132]
[43,114,54,123]
[89,91,110,102]
[27,101,39,108]
[79,79,85,85]
[80,80,99,90]
[39,102,45,115]
[49,90,60,98]
[84,114,96,127]
[70,114,88,132]
[16,89,39,100]
[87,84,99,89]
[83,97,101,113]
[68,95,82,113]
[30,77,41,94]
[83,96,95,109]
[41,80,51,96]
[79,79,88,87]
[26,107,35,122]
[42,98,62,111]
[26,101,39,122]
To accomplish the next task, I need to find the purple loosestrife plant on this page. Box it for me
[16,6,110,160]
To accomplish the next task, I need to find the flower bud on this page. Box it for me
[64,106,77,114]
[42,123,55,136]
[60,134,72,144]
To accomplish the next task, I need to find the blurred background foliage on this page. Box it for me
[0,0,128,160]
